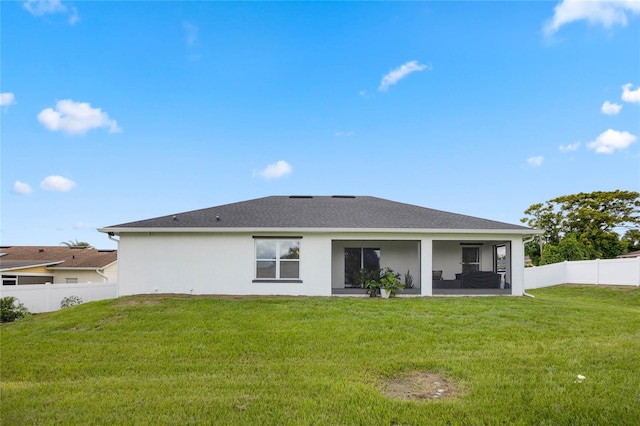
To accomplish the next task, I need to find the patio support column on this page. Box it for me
[510,237,525,296]
[420,237,433,296]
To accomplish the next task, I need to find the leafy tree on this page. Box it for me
[539,244,564,266]
[522,190,640,264]
[539,234,588,265]
[621,229,640,252]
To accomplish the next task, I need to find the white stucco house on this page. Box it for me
[99,195,541,297]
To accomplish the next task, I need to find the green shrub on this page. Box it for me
[61,295,83,309]
[0,296,31,323]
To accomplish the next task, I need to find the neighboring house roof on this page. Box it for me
[101,195,536,233]
[618,250,640,258]
[0,246,117,272]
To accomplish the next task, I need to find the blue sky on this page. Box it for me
[2,0,639,249]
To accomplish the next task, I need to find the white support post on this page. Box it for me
[420,238,433,296]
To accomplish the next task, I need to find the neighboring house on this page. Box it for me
[618,250,640,259]
[99,195,540,297]
[0,246,117,285]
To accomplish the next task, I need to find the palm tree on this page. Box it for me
[60,239,91,247]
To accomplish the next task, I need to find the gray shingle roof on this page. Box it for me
[103,196,532,231]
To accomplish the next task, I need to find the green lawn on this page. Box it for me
[2,286,639,425]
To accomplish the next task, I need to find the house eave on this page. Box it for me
[0,260,65,272]
[48,266,109,271]
[49,260,118,270]
[99,227,540,236]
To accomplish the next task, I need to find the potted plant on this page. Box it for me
[379,268,404,298]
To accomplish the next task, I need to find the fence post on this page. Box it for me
[45,282,52,311]
[595,259,600,285]
[637,257,640,286]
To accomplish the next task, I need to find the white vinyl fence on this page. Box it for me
[525,258,640,289]
[0,282,117,313]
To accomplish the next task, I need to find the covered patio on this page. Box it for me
[330,237,518,296]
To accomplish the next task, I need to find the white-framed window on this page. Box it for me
[255,239,301,280]
[462,246,481,273]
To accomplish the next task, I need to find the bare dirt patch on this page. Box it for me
[381,371,458,402]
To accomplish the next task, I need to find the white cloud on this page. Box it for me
[255,160,292,179]
[23,0,66,16]
[41,175,76,191]
[559,141,580,151]
[334,131,355,137]
[527,156,544,167]
[13,181,33,195]
[622,83,640,103]
[37,99,121,135]
[378,61,430,92]
[1,92,16,108]
[544,0,640,35]
[587,129,637,153]
[23,0,79,24]
[601,101,623,115]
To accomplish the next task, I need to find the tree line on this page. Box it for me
[521,190,640,266]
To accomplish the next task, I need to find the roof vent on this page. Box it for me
[216,216,220,221]
[289,195,313,199]
[172,215,178,221]
[38,249,45,253]
[331,195,356,199]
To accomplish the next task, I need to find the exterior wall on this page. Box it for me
[331,240,420,289]
[116,231,528,297]
[117,232,332,296]
[102,262,118,283]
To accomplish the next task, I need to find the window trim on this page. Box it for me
[253,238,301,282]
